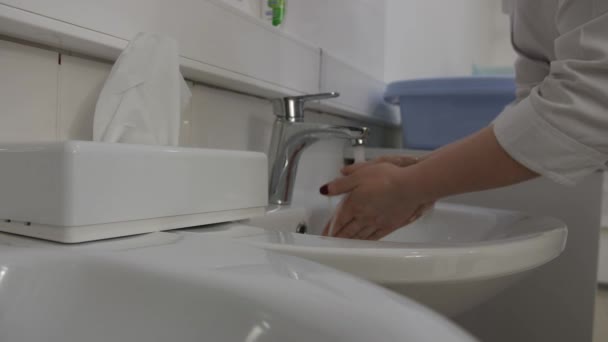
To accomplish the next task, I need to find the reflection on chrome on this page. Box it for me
[244,321,271,342]
[0,266,7,285]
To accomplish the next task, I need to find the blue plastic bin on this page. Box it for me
[384,77,516,150]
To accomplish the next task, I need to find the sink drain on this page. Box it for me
[296,223,307,234]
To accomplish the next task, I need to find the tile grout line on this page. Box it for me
[318,48,324,93]
[55,53,62,141]
[183,81,194,147]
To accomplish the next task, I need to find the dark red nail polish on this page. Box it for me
[320,184,329,195]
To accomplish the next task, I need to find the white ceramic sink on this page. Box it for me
[0,233,476,342]
[197,203,567,316]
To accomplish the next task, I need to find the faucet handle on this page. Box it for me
[289,92,340,102]
[273,92,340,121]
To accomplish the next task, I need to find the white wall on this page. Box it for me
[222,0,517,84]
[599,229,608,284]
[217,0,387,81]
[234,0,516,82]
[384,0,513,82]
[219,0,261,16]
[486,0,517,67]
[0,0,400,125]
[280,0,387,81]
[221,0,387,81]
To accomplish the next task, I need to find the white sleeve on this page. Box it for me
[493,3,608,185]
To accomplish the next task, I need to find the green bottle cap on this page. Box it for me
[268,0,285,26]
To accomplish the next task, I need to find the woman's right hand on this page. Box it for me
[321,155,435,238]
[343,155,436,225]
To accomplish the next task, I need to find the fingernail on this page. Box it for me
[320,184,329,195]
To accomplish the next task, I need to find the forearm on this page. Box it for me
[403,126,538,201]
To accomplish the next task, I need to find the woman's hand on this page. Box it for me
[341,155,420,175]
[320,157,433,240]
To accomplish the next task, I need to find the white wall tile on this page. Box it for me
[0,39,58,142]
[189,84,275,152]
[320,51,399,124]
[487,0,517,67]
[215,0,263,19]
[599,229,608,284]
[283,0,386,80]
[179,81,195,147]
[58,55,111,140]
[385,0,494,81]
[3,0,321,94]
[218,0,257,16]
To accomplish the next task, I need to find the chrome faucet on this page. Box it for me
[267,92,369,206]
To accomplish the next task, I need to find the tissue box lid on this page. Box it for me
[0,141,268,227]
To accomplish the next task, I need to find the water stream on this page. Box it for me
[327,146,366,236]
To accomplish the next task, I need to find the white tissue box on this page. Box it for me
[0,141,268,243]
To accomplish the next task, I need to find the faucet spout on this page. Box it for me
[268,122,368,206]
[266,92,369,206]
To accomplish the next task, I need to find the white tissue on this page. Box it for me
[93,32,191,146]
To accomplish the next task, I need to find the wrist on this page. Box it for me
[395,163,440,203]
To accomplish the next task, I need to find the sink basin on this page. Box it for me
[201,203,567,316]
[0,233,476,342]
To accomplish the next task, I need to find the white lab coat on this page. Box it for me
[494,0,608,185]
